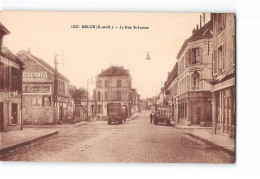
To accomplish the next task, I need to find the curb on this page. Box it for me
[126,112,140,121]
[187,132,235,156]
[0,131,58,154]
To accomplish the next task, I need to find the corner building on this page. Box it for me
[17,50,70,125]
[95,66,132,118]
[176,21,213,126]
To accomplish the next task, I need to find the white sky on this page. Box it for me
[0,12,200,98]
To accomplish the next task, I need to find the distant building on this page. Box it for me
[164,62,178,123]
[130,88,141,113]
[176,19,213,126]
[0,23,24,131]
[211,13,236,138]
[95,66,132,118]
[17,50,70,125]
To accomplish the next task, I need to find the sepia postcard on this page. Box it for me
[0,12,235,163]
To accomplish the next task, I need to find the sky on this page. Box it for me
[0,12,200,99]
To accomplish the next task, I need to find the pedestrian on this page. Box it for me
[150,111,154,123]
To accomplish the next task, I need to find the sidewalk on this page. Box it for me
[126,112,140,121]
[0,128,58,153]
[174,124,235,154]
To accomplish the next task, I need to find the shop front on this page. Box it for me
[212,77,235,138]
[0,50,24,131]
[178,91,212,126]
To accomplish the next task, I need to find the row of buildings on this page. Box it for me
[158,13,235,138]
[0,22,140,131]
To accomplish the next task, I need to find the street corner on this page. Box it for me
[0,128,58,154]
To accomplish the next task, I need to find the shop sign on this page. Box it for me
[23,84,51,94]
[212,78,235,92]
[56,96,69,103]
[189,92,202,97]
[0,56,20,69]
[23,72,47,79]
[0,91,19,100]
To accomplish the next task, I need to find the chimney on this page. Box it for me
[192,28,196,35]
[200,15,202,29]
[196,24,199,30]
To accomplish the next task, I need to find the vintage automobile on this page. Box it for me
[153,105,172,126]
[107,103,127,125]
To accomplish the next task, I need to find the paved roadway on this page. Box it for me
[0,111,234,163]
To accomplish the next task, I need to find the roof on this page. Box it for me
[98,65,130,77]
[0,46,24,65]
[177,20,213,59]
[0,22,10,35]
[17,50,70,82]
[164,62,178,89]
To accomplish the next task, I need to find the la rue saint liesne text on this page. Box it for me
[71,24,149,29]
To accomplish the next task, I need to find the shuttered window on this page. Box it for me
[187,74,190,91]
[0,62,4,89]
[213,50,217,75]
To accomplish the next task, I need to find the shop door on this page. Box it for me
[192,107,201,125]
[59,106,63,121]
[0,102,4,131]
[223,96,231,135]
[12,103,18,124]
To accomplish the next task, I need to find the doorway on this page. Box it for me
[192,107,201,125]
[11,103,18,124]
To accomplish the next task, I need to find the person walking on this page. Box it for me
[150,111,154,124]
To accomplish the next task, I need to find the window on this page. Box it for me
[117,91,121,101]
[42,96,51,107]
[11,103,18,124]
[96,80,102,88]
[214,13,226,34]
[218,44,226,73]
[191,48,201,64]
[105,91,108,100]
[105,80,109,87]
[117,80,121,87]
[58,80,65,95]
[11,67,21,92]
[192,74,200,91]
[97,91,101,101]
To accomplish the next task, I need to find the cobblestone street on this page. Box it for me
[0,111,234,163]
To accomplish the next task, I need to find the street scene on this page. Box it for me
[0,111,234,163]
[0,12,235,163]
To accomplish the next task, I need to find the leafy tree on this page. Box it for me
[69,85,88,104]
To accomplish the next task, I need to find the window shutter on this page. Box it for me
[187,74,190,91]
[223,43,226,71]
[197,47,202,63]
[188,49,191,65]
[213,50,217,75]
[199,73,203,90]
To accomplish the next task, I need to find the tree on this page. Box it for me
[69,85,87,105]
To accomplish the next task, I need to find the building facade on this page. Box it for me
[0,23,24,131]
[17,51,70,125]
[164,63,178,123]
[211,13,236,138]
[95,66,132,118]
[176,20,213,126]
